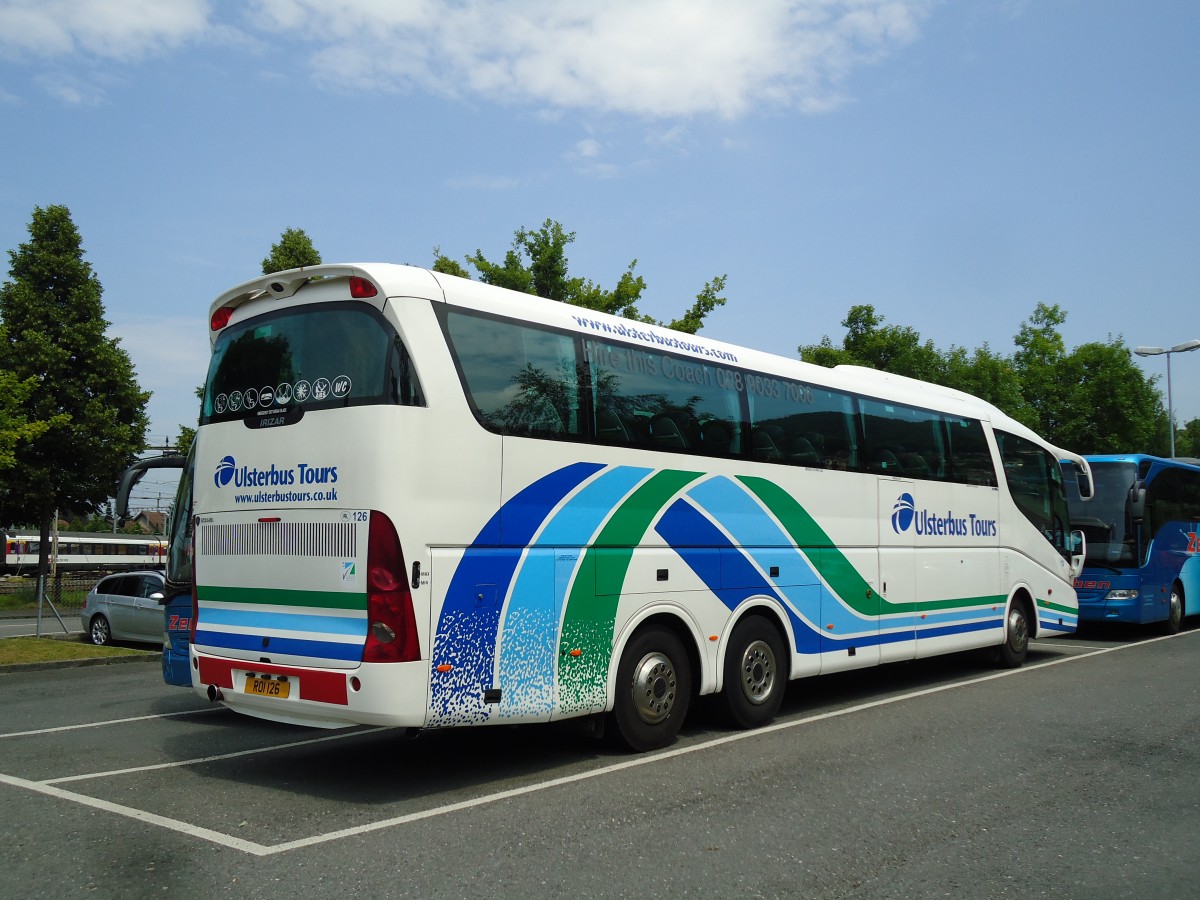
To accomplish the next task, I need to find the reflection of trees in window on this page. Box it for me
[211,332,294,401]
[491,361,578,436]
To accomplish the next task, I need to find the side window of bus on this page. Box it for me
[944,417,998,486]
[447,311,582,438]
[857,398,945,480]
[584,339,742,457]
[746,381,856,470]
[388,336,425,407]
[1144,467,1200,535]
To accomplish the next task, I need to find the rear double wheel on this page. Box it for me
[720,615,786,729]
[612,626,692,752]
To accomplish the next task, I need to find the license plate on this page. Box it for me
[244,675,291,698]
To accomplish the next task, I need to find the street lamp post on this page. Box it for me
[1134,338,1200,458]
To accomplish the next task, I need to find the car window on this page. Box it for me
[137,576,162,598]
[96,575,124,595]
[112,576,140,597]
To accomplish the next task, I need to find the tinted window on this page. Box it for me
[944,417,997,486]
[96,575,123,595]
[747,380,855,469]
[858,398,944,478]
[447,310,582,437]
[203,303,423,424]
[1145,466,1200,536]
[585,339,742,456]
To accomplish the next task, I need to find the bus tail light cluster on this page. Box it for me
[190,527,199,645]
[363,511,420,663]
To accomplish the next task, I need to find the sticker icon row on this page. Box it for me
[213,376,352,414]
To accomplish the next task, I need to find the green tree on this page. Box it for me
[1175,418,1200,458]
[939,344,1029,418]
[262,227,321,275]
[0,205,149,579]
[0,353,58,475]
[442,219,727,334]
[1056,340,1164,454]
[799,305,943,381]
[1012,302,1070,441]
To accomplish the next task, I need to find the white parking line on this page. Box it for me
[0,707,221,739]
[0,630,1192,856]
[44,728,387,784]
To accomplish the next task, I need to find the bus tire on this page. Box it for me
[88,614,112,646]
[720,615,786,729]
[611,626,692,753]
[1160,583,1184,636]
[996,600,1029,668]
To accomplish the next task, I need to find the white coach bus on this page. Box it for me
[186,263,1089,751]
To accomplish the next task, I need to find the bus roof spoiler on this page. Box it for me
[208,264,378,321]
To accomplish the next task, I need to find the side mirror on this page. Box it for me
[1069,530,1087,579]
[150,591,165,604]
[1129,484,1146,521]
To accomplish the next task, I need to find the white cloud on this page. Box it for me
[574,138,604,159]
[0,0,212,60]
[1,0,934,118]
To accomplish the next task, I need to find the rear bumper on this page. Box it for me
[192,648,430,729]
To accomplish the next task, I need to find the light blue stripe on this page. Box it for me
[497,465,652,718]
[198,606,367,638]
[686,476,876,633]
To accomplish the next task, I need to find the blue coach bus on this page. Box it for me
[1064,454,1200,633]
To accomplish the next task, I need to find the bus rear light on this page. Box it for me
[190,529,199,644]
[349,277,378,299]
[210,306,234,331]
[363,511,419,663]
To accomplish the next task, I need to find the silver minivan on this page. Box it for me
[81,570,166,645]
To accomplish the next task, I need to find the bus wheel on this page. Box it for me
[721,615,786,729]
[612,626,692,752]
[89,615,112,646]
[1160,584,1184,636]
[997,601,1029,668]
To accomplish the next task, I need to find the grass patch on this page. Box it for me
[0,584,91,612]
[0,636,151,665]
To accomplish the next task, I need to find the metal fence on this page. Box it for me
[0,573,105,634]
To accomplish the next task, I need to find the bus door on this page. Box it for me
[876,478,917,665]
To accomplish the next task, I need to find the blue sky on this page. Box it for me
[2,0,1198,466]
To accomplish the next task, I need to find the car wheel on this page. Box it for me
[89,614,112,646]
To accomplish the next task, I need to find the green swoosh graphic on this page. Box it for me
[557,469,703,713]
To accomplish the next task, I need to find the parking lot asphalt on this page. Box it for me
[3,626,1198,899]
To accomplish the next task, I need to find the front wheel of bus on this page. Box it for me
[997,601,1029,668]
[1160,584,1184,636]
[720,615,786,729]
[612,626,692,753]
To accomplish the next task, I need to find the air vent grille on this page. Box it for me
[200,522,356,558]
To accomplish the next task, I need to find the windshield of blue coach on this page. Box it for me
[201,302,423,425]
[1064,460,1138,566]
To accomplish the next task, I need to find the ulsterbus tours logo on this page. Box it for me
[213,455,338,489]
[891,493,916,533]
[891,492,997,538]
